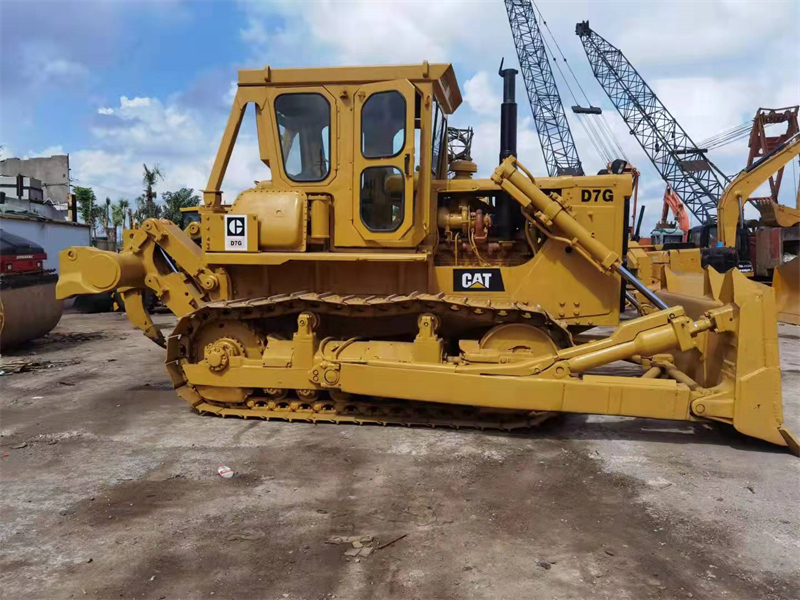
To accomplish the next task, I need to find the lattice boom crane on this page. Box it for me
[576,21,728,224]
[505,0,584,176]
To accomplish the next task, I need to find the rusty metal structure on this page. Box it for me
[650,185,690,245]
[747,107,799,208]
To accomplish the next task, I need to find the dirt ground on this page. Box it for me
[1,312,799,600]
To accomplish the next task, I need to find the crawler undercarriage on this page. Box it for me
[154,279,796,454]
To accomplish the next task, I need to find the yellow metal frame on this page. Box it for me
[351,79,418,242]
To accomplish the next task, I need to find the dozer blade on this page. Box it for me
[658,268,798,453]
[773,256,800,325]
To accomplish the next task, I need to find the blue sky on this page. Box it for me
[2,0,799,232]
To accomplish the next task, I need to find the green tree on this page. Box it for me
[136,163,164,222]
[134,194,162,222]
[162,188,200,224]
[74,186,104,239]
[111,198,130,245]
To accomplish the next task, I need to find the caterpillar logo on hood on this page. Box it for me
[453,268,505,292]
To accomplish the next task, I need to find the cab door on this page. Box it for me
[353,80,417,243]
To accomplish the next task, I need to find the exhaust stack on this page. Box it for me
[498,59,518,163]
[495,59,520,240]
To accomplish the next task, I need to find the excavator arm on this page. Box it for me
[659,185,690,242]
[718,133,800,247]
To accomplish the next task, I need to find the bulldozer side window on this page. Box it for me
[275,93,331,182]
[361,91,406,159]
[431,100,447,177]
[360,166,404,231]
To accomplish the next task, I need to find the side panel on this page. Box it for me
[225,262,430,298]
[430,177,627,326]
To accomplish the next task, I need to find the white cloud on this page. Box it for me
[0,145,15,160]
[240,18,269,45]
[7,0,797,239]
[23,145,65,159]
[90,95,205,155]
[463,72,502,117]
[606,1,797,66]
[237,0,504,67]
[70,96,271,206]
[17,41,90,88]
[224,81,237,106]
[120,96,152,109]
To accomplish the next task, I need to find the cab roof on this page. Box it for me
[237,62,462,114]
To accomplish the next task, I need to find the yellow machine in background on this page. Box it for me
[718,134,800,324]
[56,63,797,454]
[628,134,800,323]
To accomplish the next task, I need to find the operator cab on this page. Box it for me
[203,63,460,251]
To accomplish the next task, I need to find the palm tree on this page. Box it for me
[111,198,130,247]
[141,163,164,220]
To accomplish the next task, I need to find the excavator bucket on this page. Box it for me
[773,256,800,325]
[753,199,800,229]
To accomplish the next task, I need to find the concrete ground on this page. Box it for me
[1,312,798,600]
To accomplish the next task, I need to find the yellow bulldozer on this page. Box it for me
[57,63,797,454]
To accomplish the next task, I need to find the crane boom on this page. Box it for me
[505,0,583,176]
[575,21,727,224]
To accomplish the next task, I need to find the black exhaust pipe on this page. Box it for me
[498,58,518,163]
[633,205,646,241]
[497,59,519,240]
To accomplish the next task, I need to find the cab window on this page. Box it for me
[361,91,406,158]
[430,100,447,177]
[360,166,404,232]
[275,93,330,182]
